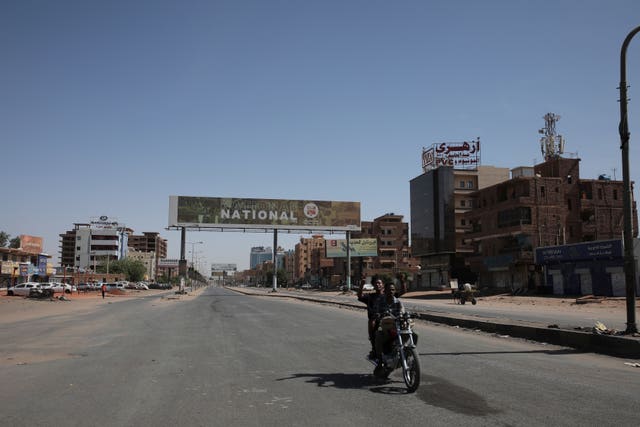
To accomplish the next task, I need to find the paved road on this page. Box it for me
[1,286,639,426]
[246,287,635,331]
[234,287,640,358]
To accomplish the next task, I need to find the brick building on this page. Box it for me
[464,157,638,292]
[294,235,329,285]
[350,213,419,280]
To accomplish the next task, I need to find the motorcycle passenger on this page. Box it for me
[374,282,405,364]
[357,276,384,359]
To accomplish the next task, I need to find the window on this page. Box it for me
[598,188,603,200]
[613,189,618,200]
[540,186,545,197]
[459,180,465,188]
[467,180,473,189]
[460,199,466,207]
[497,207,532,228]
[567,198,572,211]
[461,219,466,226]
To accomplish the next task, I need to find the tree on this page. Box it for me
[266,268,288,286]
[9,236,20,249]
[0,231,9,247]
[100,258,147,282]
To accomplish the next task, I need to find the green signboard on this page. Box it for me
[325,238,378,258]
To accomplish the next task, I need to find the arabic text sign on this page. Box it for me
[325,238,378,258]
[169,196,361,231]
[534,239,623,264]
[422,139,480,171]
[211,263,237,272]
[158,258,180,268]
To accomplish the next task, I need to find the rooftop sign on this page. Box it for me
[422,138,481,172]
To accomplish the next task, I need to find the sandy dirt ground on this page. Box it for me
[0,287,208,323]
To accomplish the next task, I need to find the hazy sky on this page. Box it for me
[2,0,640,272]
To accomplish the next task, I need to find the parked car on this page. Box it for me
[7,282,41,296]
[42,282,76,294]
[77,283,98,291]
[106,283,126,291]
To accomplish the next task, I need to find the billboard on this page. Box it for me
[422,139,480,172]
[325,238,378,258]
[158,258,180,268]
[211,263,237,272]
[19,235,43,254]
[169,196,361,231]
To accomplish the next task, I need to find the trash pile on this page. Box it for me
[593,321,621,336]
[572,321,623,335]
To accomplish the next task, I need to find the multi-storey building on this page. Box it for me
[464,156,638,293]
[128,232,167,260]
[410,165,509,288]
[283,249,295,285]
[128,231,167,280]
[294,235,327,284]
[350,213,418,279]
[250,246,272,269]
[60,218,168,278]
[59,218,129,272]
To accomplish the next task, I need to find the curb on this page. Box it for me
[226,287,640,359]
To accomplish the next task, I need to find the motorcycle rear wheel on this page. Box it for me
[403,348,421,393]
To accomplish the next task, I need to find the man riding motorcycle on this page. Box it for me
[373,282,405,363]
[358,275,408,359]
[357,276,384,358]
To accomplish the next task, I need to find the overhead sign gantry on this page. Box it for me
[167,196,361,291]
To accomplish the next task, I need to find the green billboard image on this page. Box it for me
[169,196,361,231]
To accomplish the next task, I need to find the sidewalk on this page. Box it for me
[226,286,640,359]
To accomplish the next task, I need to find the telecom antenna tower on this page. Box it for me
[539,112,565,161]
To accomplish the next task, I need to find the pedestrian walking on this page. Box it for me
[101,283,106,299]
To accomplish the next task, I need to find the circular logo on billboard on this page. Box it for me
[303,203,319,219]
[100,216,108,221]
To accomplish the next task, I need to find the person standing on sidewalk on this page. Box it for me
[101,283,106,299]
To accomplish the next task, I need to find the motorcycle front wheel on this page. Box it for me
[402,348,421,393]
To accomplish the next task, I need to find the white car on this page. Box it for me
[106,283,126,291]
[7,282,41,296]
[42,282,76,294]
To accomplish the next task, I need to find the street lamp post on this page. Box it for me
[187,241,203,287]
[618,25,640,334]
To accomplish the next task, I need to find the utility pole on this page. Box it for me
[618,25,640,334]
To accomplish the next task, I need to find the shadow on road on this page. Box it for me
[276,372,383,390]
[421,348,584,357]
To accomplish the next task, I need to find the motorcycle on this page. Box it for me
[368,311,421,393]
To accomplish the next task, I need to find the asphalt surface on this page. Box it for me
[226,286,640,359]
